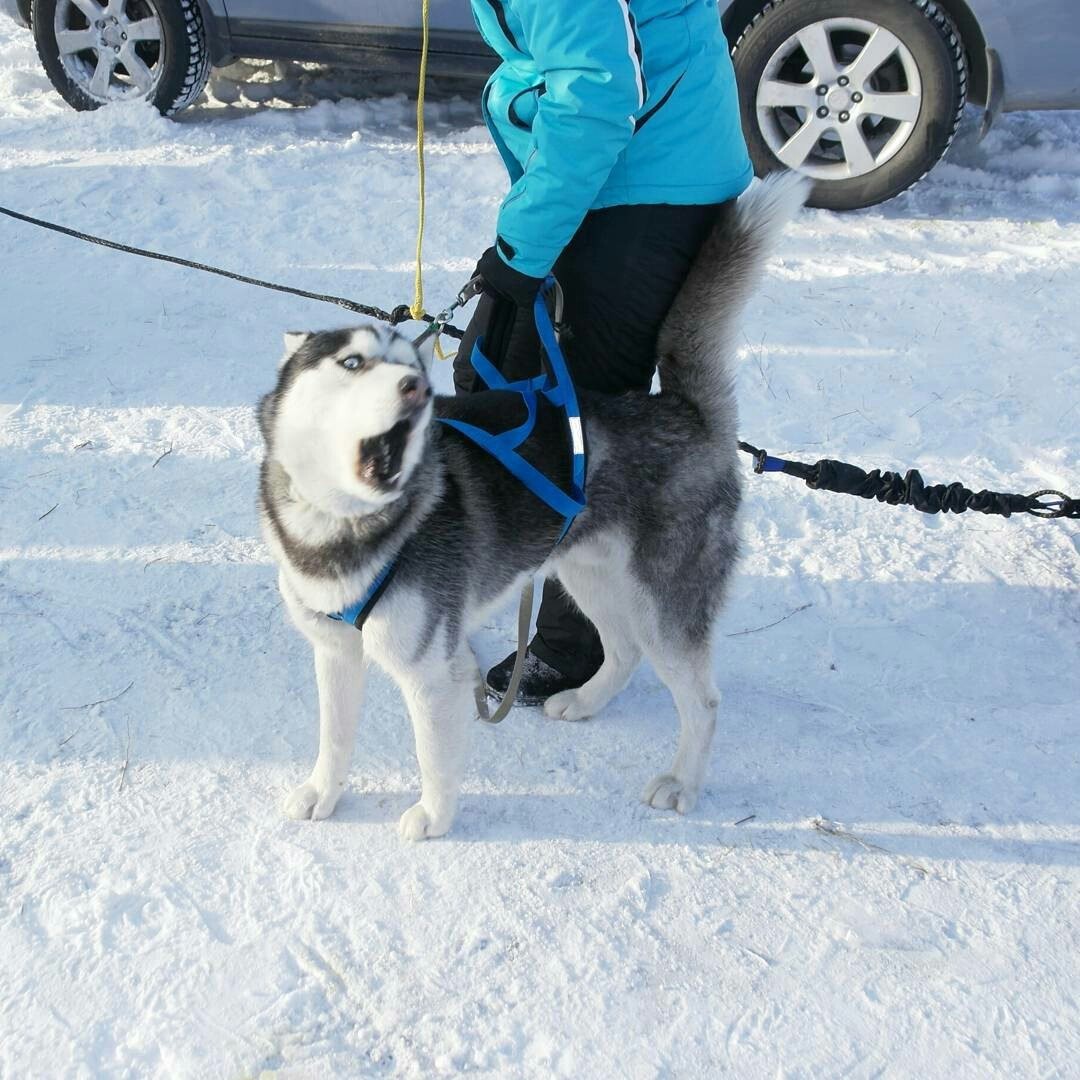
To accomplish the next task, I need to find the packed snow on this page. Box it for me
[2,20,1079,1079]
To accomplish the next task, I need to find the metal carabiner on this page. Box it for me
[411,275,484,348]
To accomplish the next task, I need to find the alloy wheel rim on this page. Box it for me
[54,0,165,103]
[756,18,923,181]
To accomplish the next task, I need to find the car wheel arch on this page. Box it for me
[931,0,990,105]
[191,0,233,64]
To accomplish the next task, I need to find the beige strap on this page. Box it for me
[476,580,535,724]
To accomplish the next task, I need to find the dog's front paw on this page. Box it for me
[283,778,342,821]
[544,687,595,722]
[398,802,453,841]
[642,773,698,815]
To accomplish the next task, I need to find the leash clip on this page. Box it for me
[455,275,484,309]
[412,276,483,348]
[435,275,483,326]
[737,440,772,474]
[1026,489,1071,518]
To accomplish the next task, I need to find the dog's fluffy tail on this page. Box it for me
[657,172,810,433]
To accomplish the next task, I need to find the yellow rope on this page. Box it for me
[411,0,430,323]
[411,0,453,360]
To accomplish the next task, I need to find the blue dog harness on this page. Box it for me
[327,277,587,629]
[326,556,398,630]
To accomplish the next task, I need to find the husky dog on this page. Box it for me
[258,174,807,840]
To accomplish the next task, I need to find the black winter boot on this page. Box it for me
[485,649,590,707]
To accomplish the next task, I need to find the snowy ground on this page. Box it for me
[2,19,1079,1079]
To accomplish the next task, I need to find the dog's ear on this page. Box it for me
[280,331,311,367]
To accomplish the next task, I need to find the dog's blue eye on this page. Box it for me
[341,355,362,370]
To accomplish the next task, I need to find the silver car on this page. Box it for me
[10,0,1080,209]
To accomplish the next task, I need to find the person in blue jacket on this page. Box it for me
[457,0,753,704]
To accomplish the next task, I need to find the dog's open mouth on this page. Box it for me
[357,415,416,491]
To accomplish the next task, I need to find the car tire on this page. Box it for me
[731,0,967,209]
[31,0,210,115]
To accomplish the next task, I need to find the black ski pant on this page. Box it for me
[454,201,729,682]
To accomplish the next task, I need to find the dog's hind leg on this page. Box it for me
[639,636,719,815]
[284,632,366,821]
[544,555,642,722]
[395,647,477,841]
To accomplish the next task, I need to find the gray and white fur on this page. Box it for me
[258,173,809,840]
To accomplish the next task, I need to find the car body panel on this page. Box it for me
[10,0,1079,109]
[985,0,1080,109]
[219,0,476,31]
[219,23,492,75]
[200,0,1080,110]
[202,0,487,70]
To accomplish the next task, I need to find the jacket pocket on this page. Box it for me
[633,72,685,134]
[633,12,693,134]
[507,82,546,131]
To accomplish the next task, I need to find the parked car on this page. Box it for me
[8,0,1080,209]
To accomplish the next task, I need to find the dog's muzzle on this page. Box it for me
[356,387,430,491]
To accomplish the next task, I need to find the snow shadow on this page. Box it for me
[402,795,1080,872]
[2,529,1077,863]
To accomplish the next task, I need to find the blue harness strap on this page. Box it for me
[326,557,397,629]
[436,277,587,540]
[326,276,587,628]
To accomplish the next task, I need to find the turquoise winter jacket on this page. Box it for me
[472,0,753,279]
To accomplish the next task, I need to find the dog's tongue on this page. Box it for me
[357,418,411,490]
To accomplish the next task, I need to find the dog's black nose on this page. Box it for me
[399,374,429,403]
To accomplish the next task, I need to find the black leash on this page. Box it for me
[6,206,1074,521]
[0,205,465,339]
[739,442,1079,520]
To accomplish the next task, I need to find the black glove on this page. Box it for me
[476,244,544,308]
